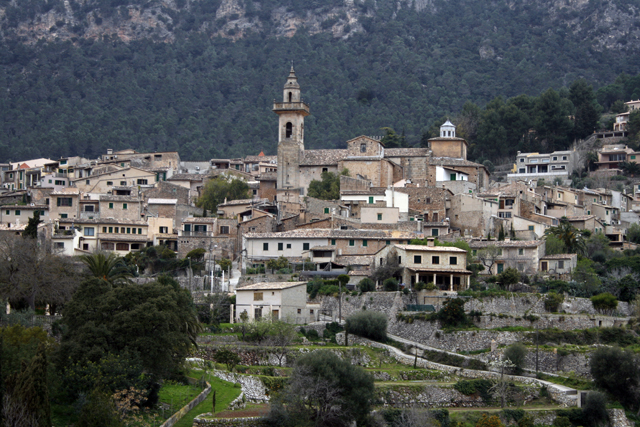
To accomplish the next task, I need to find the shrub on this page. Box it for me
[383,277,398,291]
[503,343,528,374]
[553,417,572,427]
[358,278,375,292]
[435,298,470,328]
[499,267,520,287]
[590,346,640,409]
[346,311,387,341]
[306,329,319,340]
[414,281,427,291]
[590,293,618,312]
[582,391,609,427]
[337,274,350,289]
[214,348,241,371]
[476,414,504,427]
[454,379,493,401]
[545,292,564,312]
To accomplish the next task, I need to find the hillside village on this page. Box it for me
[3,69,640,426]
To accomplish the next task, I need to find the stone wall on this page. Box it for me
[211,370,269,403]
[160,381,211,427]
[464,295,631,317]
[477,349,591,378]
[142,181,190,204]
[193,416,267,427]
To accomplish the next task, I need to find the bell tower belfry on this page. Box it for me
[274,66,310,207]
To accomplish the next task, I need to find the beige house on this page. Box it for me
[469,240,546,275]
[373,243,471,291]
[56,218,149,254]
[234,282,313,323]
[540,254,578,278]
[1,205,48,227]
[73,167,157,194]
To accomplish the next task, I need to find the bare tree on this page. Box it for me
[393,406,439,427]
[285,365,346,427]
[0,234,81,311]
[489,358,517,408]
[476,245,501,274]
[3,394,40,427]
[266,320,297,367]
[371,250,402,285]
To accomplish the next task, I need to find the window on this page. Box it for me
[101,242,115,250]
[84,227,95,236]
[386,240,391,245]
[368,196,374,204]
[4,210,8,215]
[137,179,148,185]
[519,158,524,162]
[132,228,136,234]
[414,255,422,264]
[286,243,291,249]
[558,260,565,269]
[107,181,113,185]
[254,292,263,301]
[432,256,440,264]
[528,225,534,231]
[57,197,72,207]
[398,256,402,264]
[450,173,456,181]
[303,243,310,250]
[159,226,168,233]
[122,203,127,210]
[498,212,512,218]
[472,250,477,256]
[518,248,524,255]
[632,155,637,160]
[116,243,129,251]
[285,122,293,138]
[137,228,142,234]
[432,213,438,222]
[54,180,65,186]
[552,156,558,161]
[331,239,336,245]
[102,227,107,233]
[360,143,366,152]
[497,249,503,255]
[587,210,591,215]
[263,243,269,251]
[84,205,94,212]
[432,229,439,237]
[609,154,626,162]
[55,242,65,249]
[362,240,368,247]
[562,156,567,160]
[324,207,329,214]
[349,240,355,246]
[322,167,328,173]
[278,242,283,251]
[120,181,126,186]
[60,213,67,218]
[450,256,457,265]
[497,263,504,273]
[108,227,113,233]
[377,213,382,221]
[220,226,229,234]
[127,227,131,233]
[606,210,609,215]
[109,203,114,209]
[297,309,301,314]
[48,179,52,184]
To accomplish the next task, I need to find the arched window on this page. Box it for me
[286,122,293,138]
[288,92,292,102]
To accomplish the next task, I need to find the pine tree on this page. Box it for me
[498,223,505,241]
[23,211,42,240]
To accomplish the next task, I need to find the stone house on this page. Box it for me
[257,172,277,202]
[394,187,451,223]
[469,240,546,275]
[427,157,490,191]
[1,204,48,227]
[147,217,177,250]
[141,181,190,205]
[449,194,499,238]
[303,197,349,223]
[341,188,409,220]
[146,198,178,219]
[373,242,471,291]
[166,174,205,201]
[566,215,605,234]
[49,187,81,220]
[177,217,237,260]
[540,254,578,278]
[361,207,399,224]
[99,195,142,221]
[595,144,637,171]
[101,149,180,177]
[72,166,157,194]
[234,282,312,323]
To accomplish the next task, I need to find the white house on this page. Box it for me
[234,282,313,323]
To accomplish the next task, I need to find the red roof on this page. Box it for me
[259,151,265,157]
[19,163,29,169]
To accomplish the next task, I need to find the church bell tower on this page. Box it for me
[274,67,310,206]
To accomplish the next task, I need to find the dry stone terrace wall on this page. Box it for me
[477,349,592,378]
[464,295,631,317]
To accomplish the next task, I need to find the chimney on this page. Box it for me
[427,237,435,247]
[107,149,113,155]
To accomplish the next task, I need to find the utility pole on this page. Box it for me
[338,281,342,323]
[536,324,540,374]
[188,257,192,292]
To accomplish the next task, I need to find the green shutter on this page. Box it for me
[57,198,61,207]
[362,240,368,247]
[368,196,373,204]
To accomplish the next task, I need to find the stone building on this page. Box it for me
[235,282,312,323]
[1,204,48,227]
[427,120,468,159]
[469,240,546,275]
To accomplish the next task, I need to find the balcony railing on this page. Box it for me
[181,230,213,237]
[273,102,310,113]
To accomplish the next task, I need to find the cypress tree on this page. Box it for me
[23,211,42,240]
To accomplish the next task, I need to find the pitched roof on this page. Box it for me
[540,254,577,260]
[301,149,348,166]
[168,173,207,181]
[427,157,487,169]
[469,240,544,248]
[384,148,430,157]
[244,229,422,239]
[237,281,307,291]
[395,244,466,253]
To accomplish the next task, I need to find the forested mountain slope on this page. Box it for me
[0,0,640,162]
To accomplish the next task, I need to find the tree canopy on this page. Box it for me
[196,176,251,213]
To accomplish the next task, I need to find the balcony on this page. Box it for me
[272,102,310,114]
[180,230,213,237]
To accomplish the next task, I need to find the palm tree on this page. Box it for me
[544,218,586,255]
[79,252,133,284]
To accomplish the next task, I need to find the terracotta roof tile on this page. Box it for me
[301,149,349,166]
